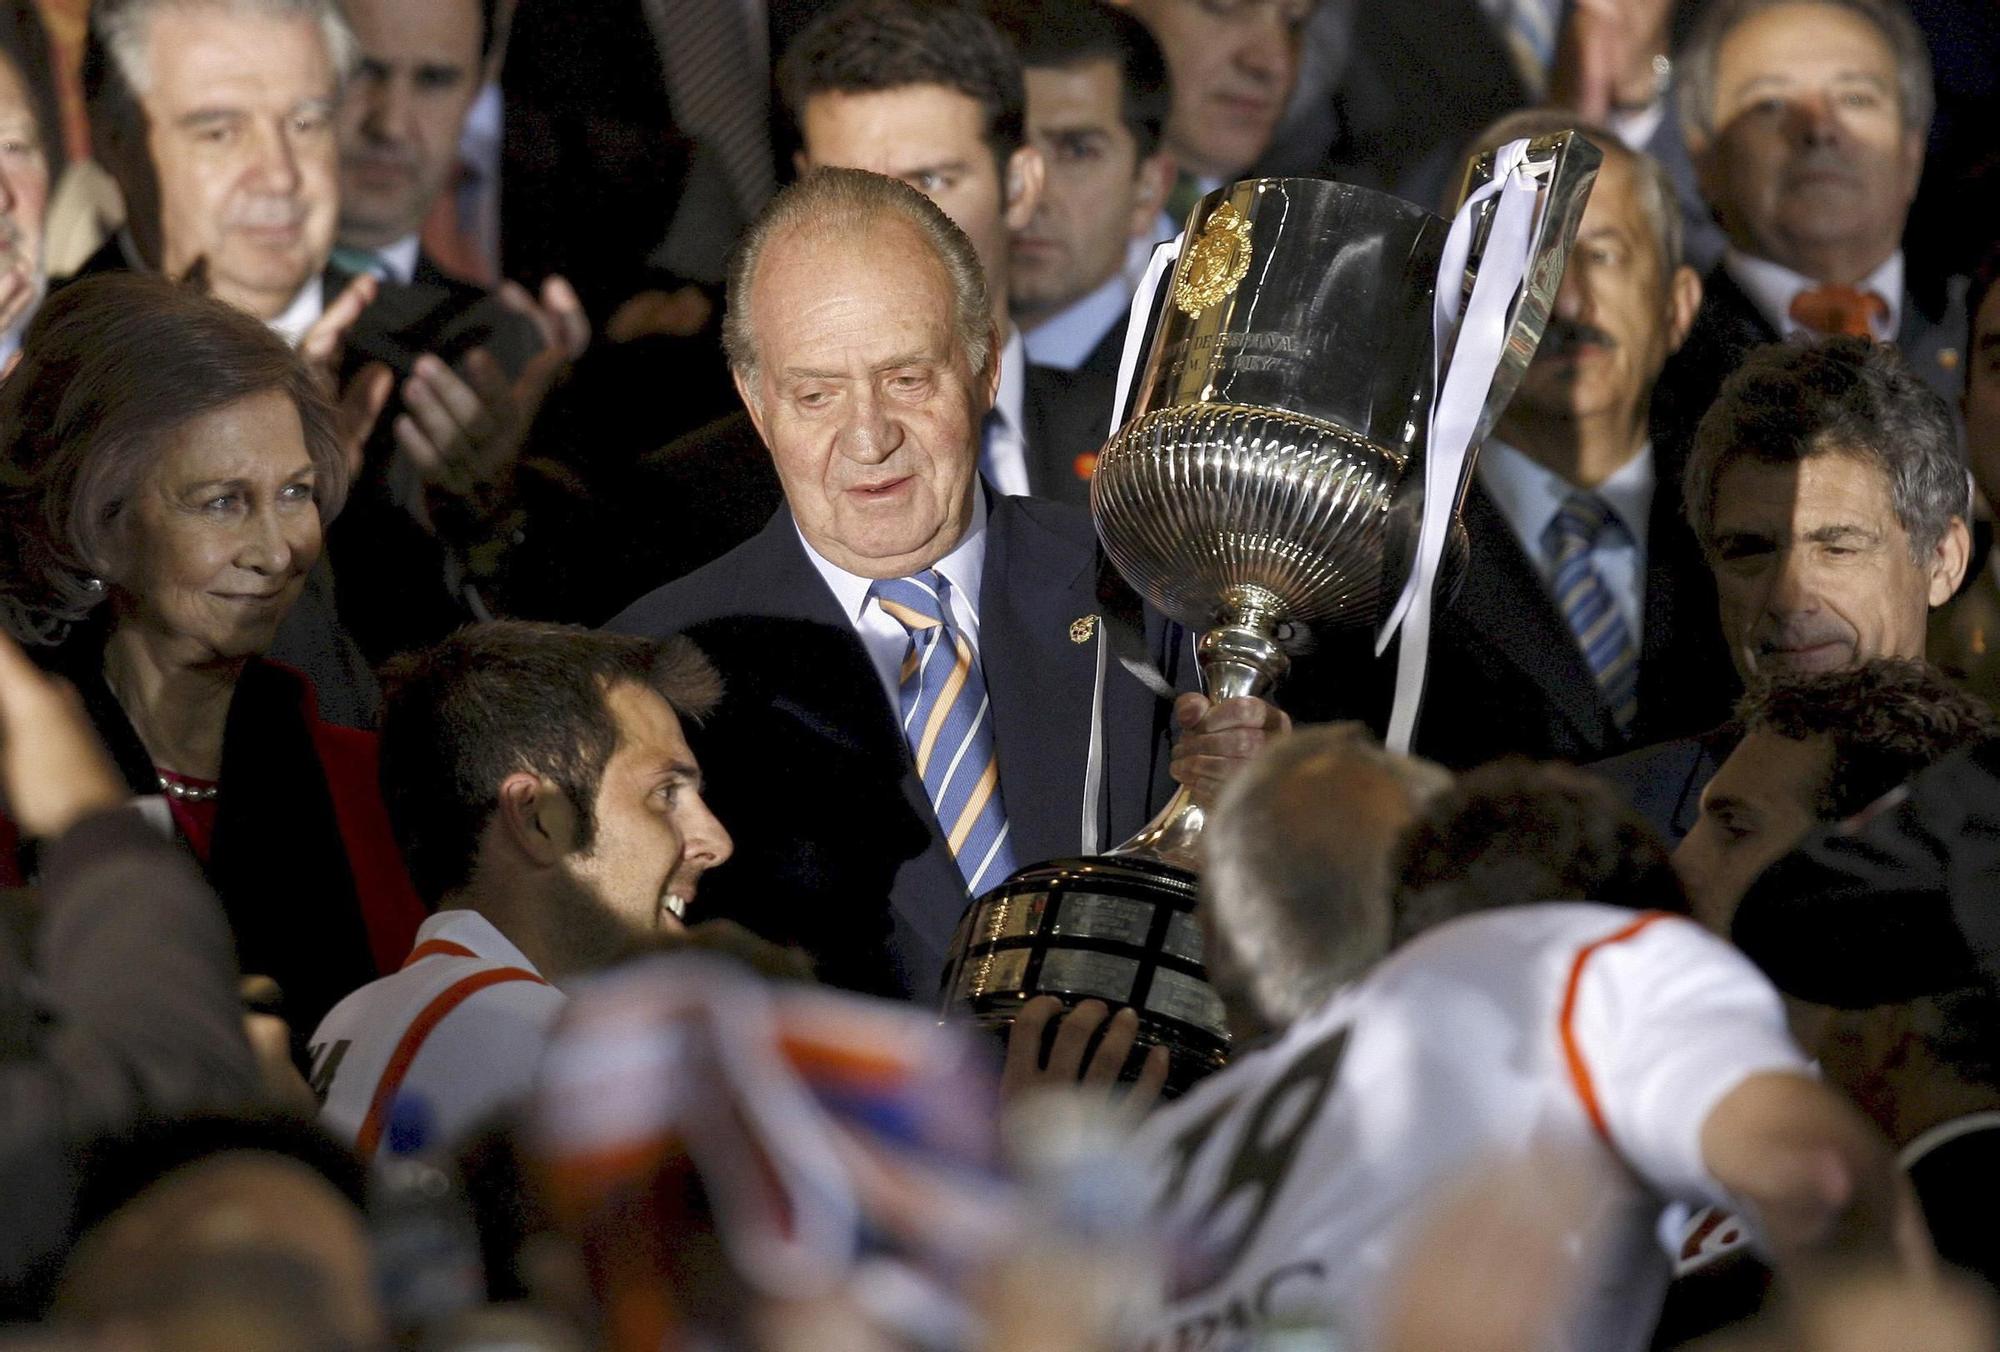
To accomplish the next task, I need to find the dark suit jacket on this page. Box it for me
[1654,263,1969,455]
[1282,472,1738,771]
[1324,0,1529,199]
[1033,322,1126,490]
[608,495,1190,1000]
[1589,724,1737,847]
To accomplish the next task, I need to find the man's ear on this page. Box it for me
[1003,144,1045,232]
[981,320,1003,408]
[93,107,164,270]
[1664,263,1703,355]
[1129,151,1176,239]
[733,366,770,444]
[1928,515,1973,606]
[495,771,578,867]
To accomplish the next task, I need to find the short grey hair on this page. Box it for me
[1684,336,1968,562]
[1467,110,1686,275]
[722,166,994,399]
[1203,725,1452,1029]
[1676,0,1934,145]
[86,0,359,134]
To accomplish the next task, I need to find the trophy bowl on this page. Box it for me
[942,136,1602,1098]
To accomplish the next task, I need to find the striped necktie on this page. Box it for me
[872,571,1017,894]
[1543,493,1640,731]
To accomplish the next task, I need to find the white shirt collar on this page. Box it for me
[265,274,327,348]
[377,233,422,286]
[979,327,1033,498]
[1723,247,1903,341]
[995,326,1026,442]
[1477,437,1656,556]
[1023,273,1132,371]
[796,484,991,628]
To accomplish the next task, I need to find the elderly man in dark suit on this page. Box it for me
[1654,0,1963,449]
[1597,336,1970,841]
[611,167,1287,1000]
[1282,113,1737,768]
[1408,112,1737,767]
[68,0,589,679]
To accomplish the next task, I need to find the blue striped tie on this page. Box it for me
[872,572,1017,894]
[1543,493,1640,731]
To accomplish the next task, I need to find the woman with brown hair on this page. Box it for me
[0,272,424,1050]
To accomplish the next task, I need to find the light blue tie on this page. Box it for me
[330,245,392,281]
[1544,493,1640,730]
[872,571,1017,894]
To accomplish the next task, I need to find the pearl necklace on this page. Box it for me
[157,775,220,803]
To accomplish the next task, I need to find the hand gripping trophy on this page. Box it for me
[941,134,1603,1096]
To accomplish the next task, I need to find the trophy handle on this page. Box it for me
[1447,129,1604,501]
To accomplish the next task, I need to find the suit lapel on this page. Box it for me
[1448,485,1618,747]
[980,497,1102,866]
[717,512,969,977]
[720,511,906,759]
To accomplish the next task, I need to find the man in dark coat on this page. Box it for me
[612,168,1287,1000]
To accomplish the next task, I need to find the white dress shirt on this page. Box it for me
[374,233,422,286]
[1023,273,1133,371]
[797,488,991,714]
[265,274,327,348]
[983,327,1032,497]
[1478,438,1654,643]
[1724,247,1903,342]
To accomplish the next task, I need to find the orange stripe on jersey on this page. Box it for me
[355,965,549,1160]
[402,938,479,968]
[1559,911,1673,1147]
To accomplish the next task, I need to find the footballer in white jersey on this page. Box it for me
[1131,903,1809,1352]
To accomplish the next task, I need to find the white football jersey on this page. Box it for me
[1131,904,1808,1352]
[310,910,567,1159]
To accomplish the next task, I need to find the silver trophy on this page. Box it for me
[941,133,1603,1096]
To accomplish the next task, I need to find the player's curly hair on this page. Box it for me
[1390,759,1687,946]
[1736,658,1998,820]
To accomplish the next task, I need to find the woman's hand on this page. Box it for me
[0,631,127,838]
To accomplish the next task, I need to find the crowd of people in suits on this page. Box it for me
[1,0,2000,1347]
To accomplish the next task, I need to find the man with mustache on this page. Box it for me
[1655,0,1962,446]
[309,622,735,1156]
[1288,112,1735,769]
[1598,336,1969,841]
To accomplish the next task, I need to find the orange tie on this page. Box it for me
[1788,284,1889,339]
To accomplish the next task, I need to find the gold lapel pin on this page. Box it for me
[1069,614,1099,644]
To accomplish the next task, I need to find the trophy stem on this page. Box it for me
[1107,585,1291,872]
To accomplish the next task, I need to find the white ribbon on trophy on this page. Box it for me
[1376,137,1545,754]
[1109,233,1185,442]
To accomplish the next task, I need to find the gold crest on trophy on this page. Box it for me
[1171,201,1254,316]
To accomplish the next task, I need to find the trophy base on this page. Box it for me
[940,853,1230,1099]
